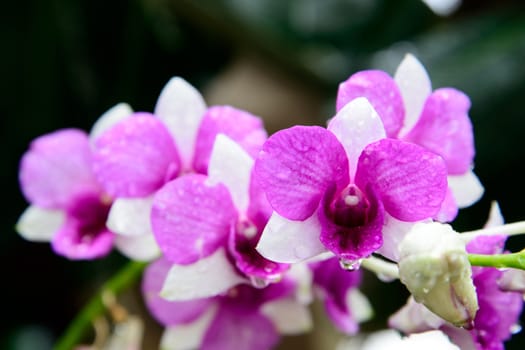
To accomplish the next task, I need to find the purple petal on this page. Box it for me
[403,88,474,174]
[51,192,114,260]
[433,188,459,223]
[142,257,213,326]
[89,103,133,142]
[318,184,384,261]
[229,226,290,283]
[193,106,267,174]
[466,235,506,256]
[355,139,448,221]
[311,257,363,334]
[254,126,349,220]
[19,129,100,209]
[201,303,279,350]
[151,174,237,264]
[93,113,180,197]
[336,70,404,138]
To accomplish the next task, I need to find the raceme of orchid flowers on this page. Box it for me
[16,54,524,350]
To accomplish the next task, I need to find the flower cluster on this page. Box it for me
[17,54,524,349]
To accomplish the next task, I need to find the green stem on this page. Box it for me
[468,251,525,270]
[54,261,147,350]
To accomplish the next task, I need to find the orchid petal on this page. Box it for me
[254,126,349,220]
[51,225,114,260]
[447,170,484,208]
[394,54,432,136]
[93,113,180,197]
[160,306,218,350]
[16,205,64,242]
[106,197,153,236]
[256,212,326,263]
[160,248,246,301]
[19,129,99,208]
[336,71,404,138]
[434,188,459,223]
[260,299,313,335]
[114,233,160,262]
[142,258,213,326]
[404,88,474,174]
[193,106,267,174]
[328,97,386,178]
[208,134,254,213]
[151,174,237,264]
[355,139,448,221]
[201,304,279,350]
[154,77,207,169]
[89,103,133,142]
[377,214,421,262]
[484,201,503,228]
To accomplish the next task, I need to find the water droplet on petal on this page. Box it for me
[339,258,362,271]
[249,276,269,289]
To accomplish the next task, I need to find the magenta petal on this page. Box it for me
[336,70,405,138]
[319,185,384,260]
[193,106,267,174]
[51,192,114,260]
[404,88,474,174]
[433,188,459,223]
[93,113,181,197]
[19,129,100,209]
[355,139,448,221]
[311,257,362,334]
[254,126,349,220]
[151,174,237,264]
[142,257,213,326]
[201,304,279,350]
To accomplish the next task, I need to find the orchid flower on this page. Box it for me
[337,54,484,223]
[151,135,289,300]
[255,97,448,266]
[142,257,312,350]
[91,78,266,261]
[16,103,133,259]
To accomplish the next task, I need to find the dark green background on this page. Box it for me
[2,0,524,348]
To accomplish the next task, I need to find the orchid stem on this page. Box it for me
[468,251,525,270]
[54,261,147,350]
[461,221,525,241]
[361,256,399,281]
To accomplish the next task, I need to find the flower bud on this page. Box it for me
[398,222,478,327]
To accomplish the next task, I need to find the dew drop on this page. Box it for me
[249,276,270,289]
[339,258,362,271]
[422,287,430,294]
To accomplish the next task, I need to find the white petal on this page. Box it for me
[114,234,160,262]
[154,77,207,169]
[421,0,461,16]
[346,289,373,323]
[484,201,504,228]
[16,205,64,242]
[287,263,314,304]
[377,214,423,262]
[447,170,484,208]
[207,134,253,213]
[106,196,154,236]
[160,305,217,350]
[256,212,326,263]
[394,54,432,137]
[328,97,386,178]
[260,299,312,335]
[103,316,144,350]
[160,248,246,301]
[89,103,133,142]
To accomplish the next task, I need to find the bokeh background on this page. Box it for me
[2,0,525,349]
